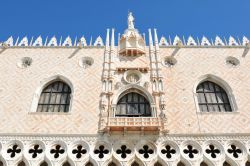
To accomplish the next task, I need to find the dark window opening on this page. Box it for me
[196,81,232,112]
[37,81,71,113]
[116,92,151,117]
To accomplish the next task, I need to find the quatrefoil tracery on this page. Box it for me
[161,145,176,159]
[183,145,198,159]
[7,144,21,158]
[227,145,242,158]
[138,145,154,159]
[116,145,131,159]
[72,145,87,159]
[50,145,65,159]
[29,144,43,158]
[94,145,109,159]
[205,145,220,159]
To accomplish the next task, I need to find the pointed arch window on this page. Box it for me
[37,81,71,112]
[116,92,151,117]
[196,81,232,112]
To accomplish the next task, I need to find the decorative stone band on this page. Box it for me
[0,134,249,166]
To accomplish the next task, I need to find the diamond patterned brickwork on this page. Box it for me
[0,47,249,135]
[160,48,250,134]
[0,48,103,134]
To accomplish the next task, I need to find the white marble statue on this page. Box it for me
[128,12,135,29]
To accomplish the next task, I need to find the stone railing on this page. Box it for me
[107,117,162,132]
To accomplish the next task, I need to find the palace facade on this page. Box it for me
[0,13,249,166]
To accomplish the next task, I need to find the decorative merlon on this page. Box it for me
[1,35,249,48]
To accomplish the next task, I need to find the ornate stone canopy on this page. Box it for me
[119,12,146,56]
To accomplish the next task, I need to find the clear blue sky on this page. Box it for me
[0,0,249,43]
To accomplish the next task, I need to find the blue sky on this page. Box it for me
[0,0,250,43]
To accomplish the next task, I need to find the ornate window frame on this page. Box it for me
[193,74,238,113]
[111,84,156,117]
[29,75,74,113]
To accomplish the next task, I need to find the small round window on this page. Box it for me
[124,70,142,84]
[79,57,94,69]
[163,56,177,67]
[225,56,240,67]
[17,57,32,68]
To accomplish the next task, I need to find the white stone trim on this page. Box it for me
[0,135,249,166]
[29,75,74,113]
[193,74,238,113]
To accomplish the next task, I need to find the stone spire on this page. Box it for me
[105,29,110,50]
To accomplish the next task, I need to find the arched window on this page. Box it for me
[196,81,232,112]
[37,81,71,112]
[116,92,151,117]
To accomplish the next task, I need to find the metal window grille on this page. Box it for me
[196,81,232,112]
[37,81,71,113]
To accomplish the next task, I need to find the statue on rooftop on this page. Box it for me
[128,12,135,29]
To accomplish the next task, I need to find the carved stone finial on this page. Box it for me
[128,12,135,29]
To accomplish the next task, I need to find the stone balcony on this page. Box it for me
[106,117,162,133]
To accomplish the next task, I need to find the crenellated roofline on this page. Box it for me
[0,35,249,48]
